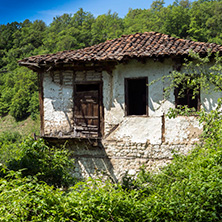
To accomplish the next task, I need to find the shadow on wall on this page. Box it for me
[71,140,118,182]
[46,138,118,183]
[201,94,221,112]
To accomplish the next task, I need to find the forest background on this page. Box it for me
[0,0,222,121]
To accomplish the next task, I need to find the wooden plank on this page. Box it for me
[75,127,98,131]
[38,72,44,136]
[74,115,99,119]
[99,82,104,137]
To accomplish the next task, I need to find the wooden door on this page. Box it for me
[74,83,101,138]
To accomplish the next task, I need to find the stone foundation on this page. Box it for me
[48,138,197,182]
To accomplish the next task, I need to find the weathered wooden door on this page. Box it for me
[74,83,102,138]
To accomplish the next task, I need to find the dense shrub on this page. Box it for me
[0,137,75,187]
[138,147,222,221]
[0,103,221,221]
[0,169,145,221]
[28,91,39,120]
[9,88,30,120]
[0,131,22,145]
[0,169,65,221]
[0,132,221,221]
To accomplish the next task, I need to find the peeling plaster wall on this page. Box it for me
[103,59,175,136]
[43,71,74,136]
[42,58,221,180]
[43,70,103,137]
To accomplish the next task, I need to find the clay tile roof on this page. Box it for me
[19,32,222,67]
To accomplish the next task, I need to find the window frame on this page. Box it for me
[124,77,148,116]
[174,85,201,111]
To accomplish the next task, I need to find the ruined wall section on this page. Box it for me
[102,58,175,137]
[102,59,219,145]
[74,70,102,82]
[43,70,102,137]
[43,71,74,136]
[68,115,202,180]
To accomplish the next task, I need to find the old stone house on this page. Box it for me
[19,32,222,181]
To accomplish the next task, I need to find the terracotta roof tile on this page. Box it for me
[19,32,222,67]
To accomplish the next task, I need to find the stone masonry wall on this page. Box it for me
[68,115,201,181]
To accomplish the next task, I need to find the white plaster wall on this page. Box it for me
[42,58,221,144]
[43,72,74,136]
[165,116,202,144]
[103,58,174,140]
[102,58,221,145]
[105,116,162,144]
[43,70,102,136]
[201,87,222,111]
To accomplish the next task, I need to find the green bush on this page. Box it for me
[0,169,66,221]
[0,169,145,222]
[9,88,29,120]
[137,146,222,221]
[1,137,75,187]
[0,131,22,145]
[0,140,221,221]
[0,101,221,221]
[0,131,23,166]
[28,91,39,120]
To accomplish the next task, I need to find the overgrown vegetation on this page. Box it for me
[0,135,75,187]
[0,103,222,220]
[1,0,222,120]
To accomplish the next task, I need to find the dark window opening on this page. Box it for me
[175,85,200,110]
[76,84,99,92]
[125,78,147,115]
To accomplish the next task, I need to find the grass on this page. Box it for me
[0,114,40,137]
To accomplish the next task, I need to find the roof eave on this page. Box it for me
[18,61,44,72]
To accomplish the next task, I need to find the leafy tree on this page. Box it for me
[69,8,95,48]
[161,4,190,38]
[151,0,165,11]
[92,11,124,44]
[44,13,73,52]
[188,0,222,44]
[123,9,157,34]
[9,88,29,120]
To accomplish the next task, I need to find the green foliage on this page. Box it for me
[28,91,39,120]
[9,88,29,120]
[0,67,38,120]
[0,170,66,221]
[162,5,190,38]
[4,137,75,187]
[0,134,221,221]
[141,147,222,221]
[0,107,222,220]
[0,131,22,145]
[91,11,124,44]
